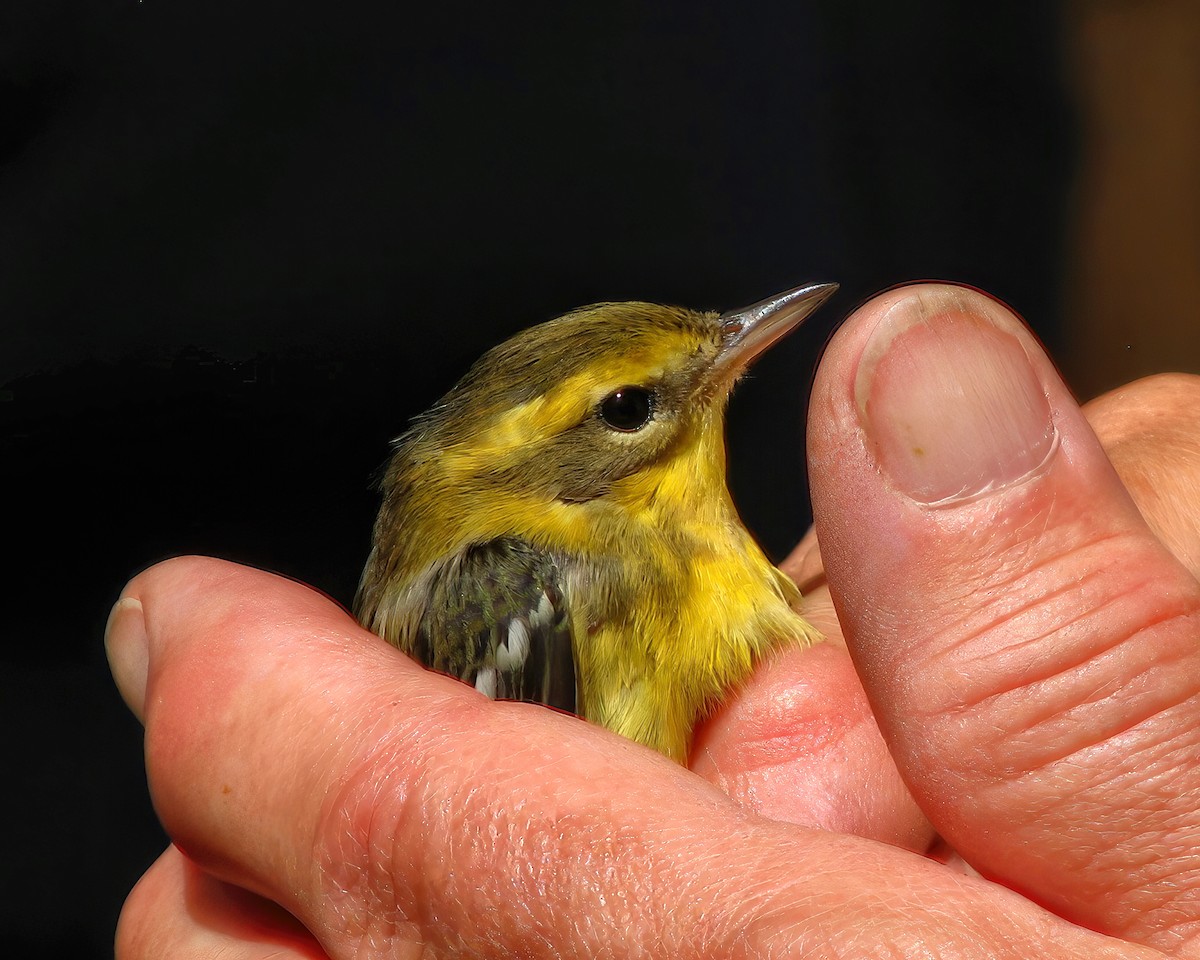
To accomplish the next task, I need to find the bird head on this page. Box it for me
[369,283,836,575]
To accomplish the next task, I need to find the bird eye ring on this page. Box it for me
[599,386,655,432]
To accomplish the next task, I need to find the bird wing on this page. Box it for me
[414,537,577,714]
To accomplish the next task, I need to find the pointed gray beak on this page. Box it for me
[710,282,839,382]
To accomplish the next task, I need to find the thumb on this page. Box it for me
[808,284,1200,953]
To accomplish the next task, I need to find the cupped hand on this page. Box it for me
[109,284,1200,958]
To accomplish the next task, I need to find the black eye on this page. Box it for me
[599,386,655,432]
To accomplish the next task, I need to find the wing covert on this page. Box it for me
[415,537,577,714]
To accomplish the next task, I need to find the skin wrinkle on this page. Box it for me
[734,839,896,958]
[926,555,1135,701]
[699,839,808,959]
[937,577,1195,728]
[911,525,1189,718]
[647,814,780,957]
[732,847,1017,960]
[852,493,1066,689]
[1061,842,1200,947]
[422,755,525,956]
[334,703,707,959]
[1034,600,1196,734]
[1123,731,1200,819]
[1002,671,1200,781]
[947,702,1200,944]
[326,756,416,950]
[127,578,1186,958]
[1018,699,1200,826]
[314,691,488,955]
[931,613,1200,783]
[279,632,440,921]
[930,570,1124,716]
[644,826,735,956]
[1051,748,1180,830]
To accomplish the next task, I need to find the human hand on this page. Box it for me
[108,284,1200,958]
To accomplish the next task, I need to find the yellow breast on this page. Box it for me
[554,422,817,762]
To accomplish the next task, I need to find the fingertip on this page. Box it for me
[692,641,932,850]
[107,556,278,724]
[1084,373,1200,580]
[116,846,325,960]
[806,282,1117,687]
[812,283,1066,507]
[779,525,824,594]
[106,595,149,722]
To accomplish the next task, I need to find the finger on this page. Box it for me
[690,625,934,851]
[808,284,1200,952]
[116,846,325,960]
[779,525,825,593]
[697,510,931,849]
[108,556,1163,959]
[691,583,934,851]
[1085,373,1200,579]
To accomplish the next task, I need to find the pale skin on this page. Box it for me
[108,284,1200,958]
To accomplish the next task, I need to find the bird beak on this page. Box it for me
[710,282,839,384]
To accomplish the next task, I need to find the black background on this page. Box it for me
[1,2,1071,954]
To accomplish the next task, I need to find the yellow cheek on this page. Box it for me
[607,414,728,513]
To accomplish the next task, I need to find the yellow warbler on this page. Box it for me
[356,283,834,762]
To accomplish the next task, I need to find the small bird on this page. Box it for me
[356,283,835,763]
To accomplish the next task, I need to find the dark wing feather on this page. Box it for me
[416,537,577,714]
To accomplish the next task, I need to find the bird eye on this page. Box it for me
[599,386,655,432]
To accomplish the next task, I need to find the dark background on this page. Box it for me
[2,2,1081,955]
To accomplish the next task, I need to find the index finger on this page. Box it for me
[105,556,1158,959]
[1083,373,1200,580]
